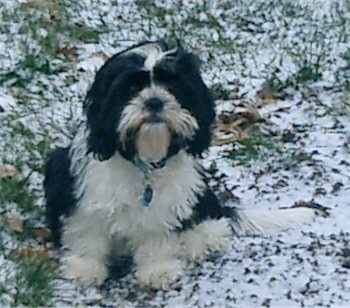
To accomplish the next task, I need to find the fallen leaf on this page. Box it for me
[20,244,49,260]
[280,200,331,217]
[213,104,257,146]
[5,211,24,233]
[59,47,79,60]
[257,82,276,104]
[33,227,52,243]
[212,131,250,146]
[0,164,22,180]
[91,52,109,62]
[8,87,20,98]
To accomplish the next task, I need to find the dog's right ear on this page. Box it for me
[83,50,147,161]
[85,110,117,161]
[84,94,117,161]
[83,64,120,161]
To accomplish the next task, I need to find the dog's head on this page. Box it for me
[84,40,215,164]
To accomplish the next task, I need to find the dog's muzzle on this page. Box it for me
[144,97,164,113]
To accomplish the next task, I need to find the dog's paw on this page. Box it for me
[61,255,107,286]
[204,218,232,252]
[182,218,232,263]
[136,260,184,289]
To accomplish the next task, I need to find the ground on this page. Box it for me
[0,0,349,307]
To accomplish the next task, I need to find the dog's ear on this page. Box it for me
[84,92,118,161]
[175,51,216,156]
[83,50,149,161]
[176,51,201,76]
[83,62,120,161]
[186,84,215,157]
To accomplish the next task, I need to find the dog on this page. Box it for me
[44,40,315,289]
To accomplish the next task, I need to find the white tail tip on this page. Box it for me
[234,207,316,236]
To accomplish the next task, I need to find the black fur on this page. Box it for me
[178,181,240,233]
[44,147,76,247]
[85,55,151,161]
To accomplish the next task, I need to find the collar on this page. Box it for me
[133,156,167,207]
[133,156,167,173]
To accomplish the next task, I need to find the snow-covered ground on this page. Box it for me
[1,0,349,307]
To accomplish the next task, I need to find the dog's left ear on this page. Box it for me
[83,68,119,161]
[176,51,216,156]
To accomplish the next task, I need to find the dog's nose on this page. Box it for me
[144,98,164,112]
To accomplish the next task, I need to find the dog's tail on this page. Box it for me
[229,207,316,236]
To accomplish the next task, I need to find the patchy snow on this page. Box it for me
[1,0,350,307]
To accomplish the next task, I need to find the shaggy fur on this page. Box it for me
[44,40,315,289]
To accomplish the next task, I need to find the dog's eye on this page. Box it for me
[154,66,178,84]
[123,71,150,93]
[129,84,141,92]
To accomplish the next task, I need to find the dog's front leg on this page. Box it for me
[133,234,184,289]
[60,218,110,286]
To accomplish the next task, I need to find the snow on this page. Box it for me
[1,0,350,307]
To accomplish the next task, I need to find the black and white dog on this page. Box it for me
[44,41,315,289]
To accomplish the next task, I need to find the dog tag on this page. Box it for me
[143,185,153,207]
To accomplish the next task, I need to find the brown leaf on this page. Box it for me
[280,200,331,217]
[9,87,20,98]
[0,164,22,180]
[5,211,24,233]
[20,244,49,260]
[59,47,79,59]
[213,102,261,145]
[240,102,260,124]
[212,131,250,146]
[91,52,109,62]
[257,83,276,104]
[33,228,52,243]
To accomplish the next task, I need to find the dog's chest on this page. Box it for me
[78,152,205,236]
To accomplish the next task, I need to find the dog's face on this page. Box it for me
[84,41,215,163]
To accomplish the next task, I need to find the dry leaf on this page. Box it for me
[9,86,20,98]
[213,102,260,146]
[212,131,250,146]
[239,102,260,124]
[257,83,276,104]
[280,200,331,217]
[0,164,22,180]
[26,0,60,11]
[5,211,24,233]
[261,98,277,104]
[20,244,49,260]
[59,47,79,60]
[33,227,52,243]
[91,52,109,62]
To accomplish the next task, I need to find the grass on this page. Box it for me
[0,254,55,307]
[225,131,282,166]
[223,130,314,172]
[13,256,55,307]
[0,0,101,84]
[1,0,350,306]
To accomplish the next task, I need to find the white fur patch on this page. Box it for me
[235,207,316,235]
[136,122,170,163]
[134,235,184,289]
[182,218,232,263]
[125,42,177,72]
[136,260,184,289]
[61,255,108,286]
